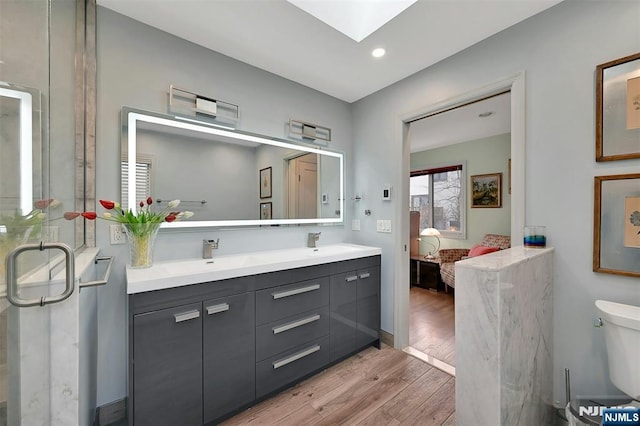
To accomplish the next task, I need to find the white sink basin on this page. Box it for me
[126,243,381,294]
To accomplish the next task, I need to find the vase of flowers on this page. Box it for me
[65,197,193,268]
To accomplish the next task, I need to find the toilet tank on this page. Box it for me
[595,300,640,400]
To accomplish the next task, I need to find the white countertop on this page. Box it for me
[126,243,382,294]
[456,245,554,272]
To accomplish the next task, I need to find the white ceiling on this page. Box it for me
[97,0,560,149]
[409,92,511,152]
[97,0,561,103]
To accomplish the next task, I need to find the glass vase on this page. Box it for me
[123,222,161,268]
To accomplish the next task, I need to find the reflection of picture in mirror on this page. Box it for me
[260,167,272,199]
[260,202,272,220]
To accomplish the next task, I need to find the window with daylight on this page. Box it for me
[410,163,465,239]
[121,156,152,205]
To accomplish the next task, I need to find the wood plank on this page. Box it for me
[381,367,453,423]
[400,377,456,426]
[409,287,456,366]
[223,346,456,426]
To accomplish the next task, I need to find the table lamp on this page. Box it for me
[420,227,441,260]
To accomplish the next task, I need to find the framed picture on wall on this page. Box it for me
[260,201,272,220]
[593,173,640,277]
[596,52,640,161]
[259,167,272,199]
[470,173,502,208]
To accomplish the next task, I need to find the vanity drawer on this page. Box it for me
[256,306,329,362]
[255,335,330,399]
[256,277,329,326]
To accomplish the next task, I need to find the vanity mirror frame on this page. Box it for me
[122,107,344,228]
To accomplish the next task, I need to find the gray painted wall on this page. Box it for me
[350,0,640,405]
[411,132,511,251]
[96,0,640,409]
[96,7,352,405]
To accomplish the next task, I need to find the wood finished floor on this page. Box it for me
[408,287,455,367]
[222,345,455,426]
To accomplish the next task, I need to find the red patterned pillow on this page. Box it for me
[468,244,500,257]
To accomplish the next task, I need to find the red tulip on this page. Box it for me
[81,212,97,220]
[165,214,177,222]
[100,200,115,210]
[139,201,144,208]
[64,212,81,220]
[146,197,153,205]
[34,198,53,209]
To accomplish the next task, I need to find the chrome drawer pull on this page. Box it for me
[358,272,370,279]
[206,303,229,315]
[345,275,358,282]
[272,283,320,300]
[174,310,200,323]
[273,344,320,370]
[272,314,320,335]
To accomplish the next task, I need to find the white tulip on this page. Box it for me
[168,200,181,208]
[103,212,112,219]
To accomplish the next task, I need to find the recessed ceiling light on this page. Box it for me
[478,111,493,118]
[372,48,386,58]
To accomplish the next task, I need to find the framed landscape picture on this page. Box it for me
[471,173,502,208]
[596,52,640,161]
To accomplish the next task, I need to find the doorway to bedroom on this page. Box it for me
[406,92,512,373]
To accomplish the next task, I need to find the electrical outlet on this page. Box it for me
[110,224,127,245]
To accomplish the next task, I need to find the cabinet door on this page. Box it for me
[133,302,203,426]
[203,292,255,424]
[330,270,358,362]
[357,267,381,348]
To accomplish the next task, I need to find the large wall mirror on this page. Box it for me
[121,108,344,228]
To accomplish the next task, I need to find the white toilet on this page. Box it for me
[595,299,640,401]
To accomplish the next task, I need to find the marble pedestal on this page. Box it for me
[455,247,554,425]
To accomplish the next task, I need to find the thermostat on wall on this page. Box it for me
[382,186,392,201]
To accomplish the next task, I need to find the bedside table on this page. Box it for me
[410,255,443,291]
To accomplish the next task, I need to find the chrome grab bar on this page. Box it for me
[6,242,75,307]
[79,256,114,288]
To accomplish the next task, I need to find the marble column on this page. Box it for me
[455,247,554,425]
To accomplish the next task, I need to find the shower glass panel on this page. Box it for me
[0,0,84,423]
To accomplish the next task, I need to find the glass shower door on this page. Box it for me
[0,0,85,424]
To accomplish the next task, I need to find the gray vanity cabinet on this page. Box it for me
[202,292,255,424]
[129,255,380,425]
[132,302,203,426]
[330,257,381,362]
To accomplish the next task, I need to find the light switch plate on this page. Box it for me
[376,220,392,233]
[352,219,360,231]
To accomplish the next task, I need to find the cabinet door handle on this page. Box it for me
[174,310,200,323]
[272,314,320,335]
[358,272,370,279]
[273,344,320,370]
[345,275,358,282]
[272,283,320,300]
[206,303,229,315]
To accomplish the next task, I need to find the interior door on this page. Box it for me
[287,153,318,219]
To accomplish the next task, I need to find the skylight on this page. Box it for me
[287,0,418,42]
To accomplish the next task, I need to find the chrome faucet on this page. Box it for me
[307,232,321,248]
[203,238,219,259]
